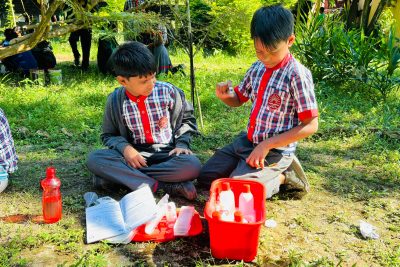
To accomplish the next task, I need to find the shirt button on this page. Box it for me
[141,111,145,114]
[146,130,149,133]
[137,99,140,102]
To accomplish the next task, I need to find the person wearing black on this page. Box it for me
[31,41,57,70]
[69,28,92,71]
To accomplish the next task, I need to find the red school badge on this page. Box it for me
[158,116,168,129]
[267,93,281,110]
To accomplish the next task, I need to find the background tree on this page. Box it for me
[0,0,160,59]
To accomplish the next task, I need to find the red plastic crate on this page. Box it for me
[204,178,266,262]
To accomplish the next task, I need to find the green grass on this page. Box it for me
[0,42,399,266]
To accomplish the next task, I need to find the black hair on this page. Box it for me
[319,7,325,14]
[110,41,156,78]
[4,28,18,41]
[250,5,294,50]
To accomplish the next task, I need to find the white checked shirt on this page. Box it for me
[234,54,318,153]
[0,108,18,173]
[123,81,175,144]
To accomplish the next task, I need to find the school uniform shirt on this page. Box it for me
[0,108,18,173]
[123,82,175,145]
[234,54,318,154]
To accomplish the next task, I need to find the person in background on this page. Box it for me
[69,28,92,71]
[317,7,325,23]
[31,40,57,70]
[1,28,38,75]
[0,108,18,193]
[198,5,319,199]
[87,41,201,200]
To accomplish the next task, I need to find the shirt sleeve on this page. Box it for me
[235,63,258,103]
[290,67,319,121]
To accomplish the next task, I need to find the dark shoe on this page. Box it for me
[92,174,106,190]
[158,181,197,200]
[284,155,310,192]
[74,56,80,67]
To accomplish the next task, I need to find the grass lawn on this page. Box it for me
[0,40,399,266]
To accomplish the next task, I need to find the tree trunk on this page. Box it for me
[346,0,360,29]
[366,0,388,35]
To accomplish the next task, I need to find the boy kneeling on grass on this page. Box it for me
[87,41,201,200]
[198,5,319,199]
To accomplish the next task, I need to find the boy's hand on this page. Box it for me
[246,141,269,169]
[123,146,148,169]
[216,80,235,100]
[169,148,193,156]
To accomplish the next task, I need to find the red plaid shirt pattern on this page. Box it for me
[235,54,318,152]
[0,109,18,173]
[123,82,175,145]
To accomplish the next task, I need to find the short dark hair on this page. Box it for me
[4,28,18,41]
[250,5,294,50]
[110,41,156,78]
[319,7,325,13]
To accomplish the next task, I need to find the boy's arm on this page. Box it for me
[100,94,131,154]
[246,117,319,168]
[174,100,198,150]
[171,88,199,151]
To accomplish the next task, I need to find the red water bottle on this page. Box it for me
[41,167,62,223]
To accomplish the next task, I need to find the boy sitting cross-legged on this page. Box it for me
[87,41,201,200]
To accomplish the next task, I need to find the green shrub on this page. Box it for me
[293,15,400,99]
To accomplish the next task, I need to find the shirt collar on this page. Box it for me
[125,89,148,102]
[268,53,292,71]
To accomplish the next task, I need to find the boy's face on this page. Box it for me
[116,73,156,96]
[254,35,295,68]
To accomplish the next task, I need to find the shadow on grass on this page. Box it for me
[295,142,400,201]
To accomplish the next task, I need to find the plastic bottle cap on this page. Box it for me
[221,182,230,191]
[212,211,221,219]
[244,184,251,193]
[234,211,243,222]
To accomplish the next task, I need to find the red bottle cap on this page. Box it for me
[234,211,243,222]
[221,182,230,191]
[243,184,251,193]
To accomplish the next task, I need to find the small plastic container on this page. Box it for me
[218,182,235,222]
[204,178,266,262]
[165,202,177,227]
[174,206,195,236]
[239,184,256,223]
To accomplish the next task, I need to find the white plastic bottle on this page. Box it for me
[238,184,256,223]
[218,182,235,222]
[165,202,177,228]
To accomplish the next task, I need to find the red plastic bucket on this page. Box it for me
[204,178,266,262]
